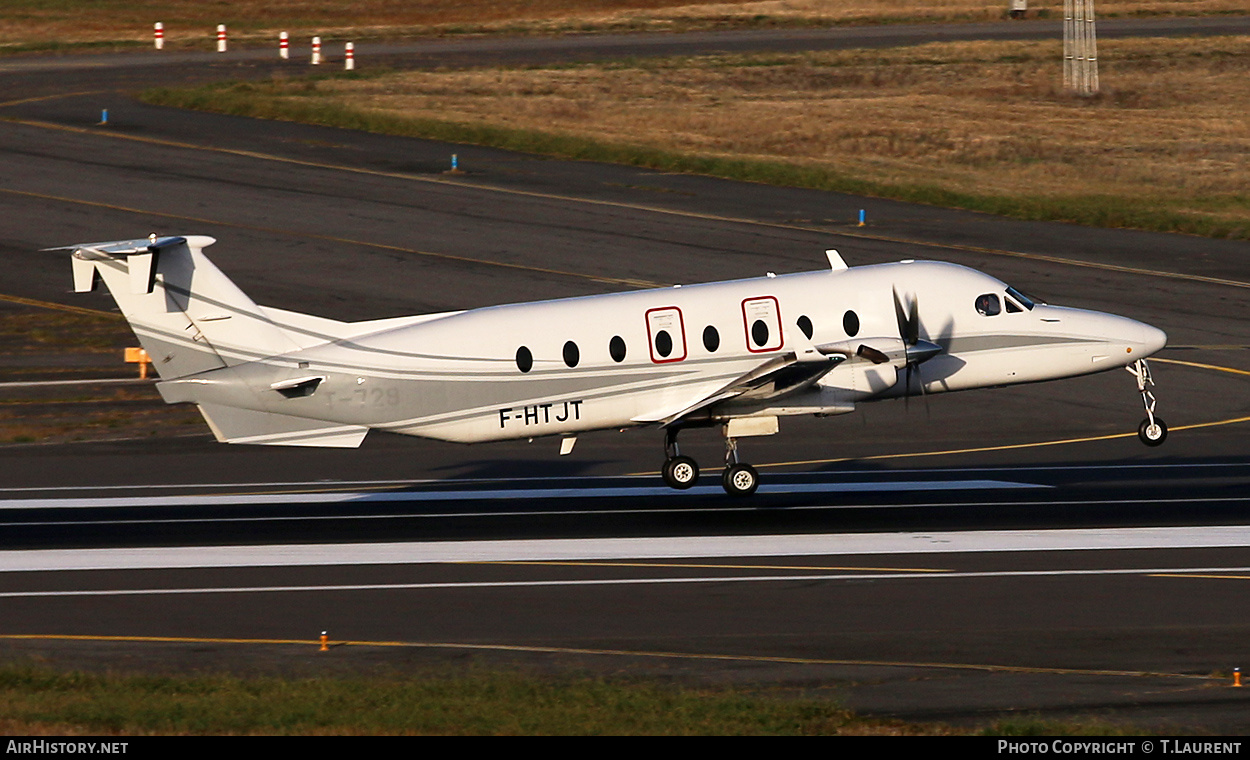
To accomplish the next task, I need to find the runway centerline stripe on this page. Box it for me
[478,560,951,572]
[0,291,121,318]
[4,116,1247,291]
[0,186,658,289]
[1152,357,1250,377]
[6,566,1250,599]
[754,413,1250,470]
[1149,573,1250,581]
[0,634,1217,682]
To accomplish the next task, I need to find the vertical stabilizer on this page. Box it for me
[69,236,302,379]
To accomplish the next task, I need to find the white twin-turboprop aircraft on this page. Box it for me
[60,235,1168,495]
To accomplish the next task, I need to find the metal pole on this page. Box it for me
[1064,0,1099,95]
[1084,0,1100,95]
[1063,0,1074,90]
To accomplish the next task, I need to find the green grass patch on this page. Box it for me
[0,662,895,735]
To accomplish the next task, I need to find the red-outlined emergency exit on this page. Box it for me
[742,296,783,353]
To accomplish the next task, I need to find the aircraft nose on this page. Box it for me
[1142,323,1167,356]
[1126,319,1167,358]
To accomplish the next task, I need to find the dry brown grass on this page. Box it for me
[0,310,204,444]
[0,1,1245,48]
[304,34,1250,233]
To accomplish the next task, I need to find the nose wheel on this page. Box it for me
[1138,418,1167,446]
[1128,359,1167,447]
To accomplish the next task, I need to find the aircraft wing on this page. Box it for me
[634,332,935,426]
[635,345,851,426]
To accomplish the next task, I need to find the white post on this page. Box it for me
[311,36,322,65]
[154,22,164,50]
[345,42,355,71]
[279,31,289,60]
[216,24,227,53]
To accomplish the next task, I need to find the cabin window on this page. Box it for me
[609,335,626,363]
[797,315,814,340]
[751,320,769,347]
[655,330,673,357]
[516,346,533,373]
[976,293,1001,316]
[703,325,720,352]
[843,310,860,337]
[563,341,580,368]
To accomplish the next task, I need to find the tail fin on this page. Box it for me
[67,236,301,378]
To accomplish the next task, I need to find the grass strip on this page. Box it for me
[0,662,900,736]
[142,79,1247,240]
[0,661,1165,735]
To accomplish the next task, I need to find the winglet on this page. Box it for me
[825,249,848,272]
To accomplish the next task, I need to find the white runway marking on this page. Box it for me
[0,479,1046,510]
[3,566,1250,599]
[0,461,1242,495]
[3,525,1250,574]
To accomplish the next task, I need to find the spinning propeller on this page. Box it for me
[893,287,943,407]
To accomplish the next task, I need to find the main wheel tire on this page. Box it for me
[662,455,699,489]
[1138,417,1168,447]
[721,463,759,497]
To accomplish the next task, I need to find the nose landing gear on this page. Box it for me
[1128,358,1166,446]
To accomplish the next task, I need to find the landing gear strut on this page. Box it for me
[721,436,759,497]
[1127,358,1167,446]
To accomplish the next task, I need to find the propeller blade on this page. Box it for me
[907,296,919,346]
[892,287,908,344]
[892,287,919,346]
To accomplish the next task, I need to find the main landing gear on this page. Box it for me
[1128,358,1167,446]
[661,428,759,496]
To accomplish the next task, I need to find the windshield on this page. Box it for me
[1005,286,1035,310]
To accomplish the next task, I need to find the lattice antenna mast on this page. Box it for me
[1064,0,1100,95]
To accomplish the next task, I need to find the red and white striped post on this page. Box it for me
[279,31,289,59]
[216,24,227,53]
[154,22,164,50]
[311,36,321,65]
[344,42,355,71]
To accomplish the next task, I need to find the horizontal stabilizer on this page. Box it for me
[197,403,368,448]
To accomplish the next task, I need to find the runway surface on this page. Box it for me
[2,19,1250,730]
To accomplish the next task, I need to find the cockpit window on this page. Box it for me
[1005,286,1035,310]
[975,293,1001,316]
[1005,297,1022,314]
